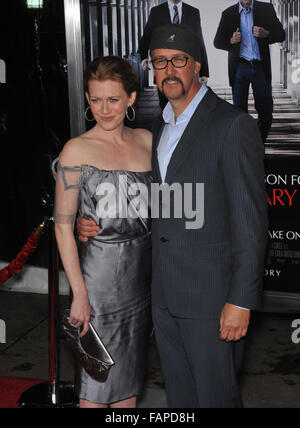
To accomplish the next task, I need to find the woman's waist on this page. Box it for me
[81,230,152,245]
[80,213,151,239]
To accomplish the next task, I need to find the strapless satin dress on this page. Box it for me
[64,165,152,404]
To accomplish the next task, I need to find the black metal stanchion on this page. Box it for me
[18,216,78,408]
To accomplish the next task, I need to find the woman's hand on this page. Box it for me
[69,293,91,338]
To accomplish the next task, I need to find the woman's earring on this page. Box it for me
[126,105,136,122]
[85,106,95,122]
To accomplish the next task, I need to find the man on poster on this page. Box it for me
[138,0,209,109]
[78,24,268,407]
[214,0,285,143]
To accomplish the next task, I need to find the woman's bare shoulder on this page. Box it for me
[58,135,88,166]
[132,127,153,148]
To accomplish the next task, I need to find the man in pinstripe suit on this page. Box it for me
[148,24,268,408]
[77,25,268,408]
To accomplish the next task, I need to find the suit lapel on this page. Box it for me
[181,3,188,25]
[252,1,262,27]
[164,88,218,184]
[152,116,165,184]
[233,3,241,30]
[161,2,172,24]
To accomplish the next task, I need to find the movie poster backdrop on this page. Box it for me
[264,153,300,294]
[79,0,300,299]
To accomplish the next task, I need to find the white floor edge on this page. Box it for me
[0,261,70,295]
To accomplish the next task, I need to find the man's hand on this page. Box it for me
[219,303,250,342]
[253,26,269,39]
[200,76,208,85]
[230,28,241,45]
[76,216,100,242]
[142,59,151,71]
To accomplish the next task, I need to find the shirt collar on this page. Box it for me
[239,0,254,13]
[168,1,182,12]
[162,84,207,126]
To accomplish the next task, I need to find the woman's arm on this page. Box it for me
[55,223,90,337]
[54,140,91,337]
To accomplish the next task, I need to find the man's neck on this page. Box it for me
[170,82,201,121]
[239,0,253,11]
[169,1,182,7]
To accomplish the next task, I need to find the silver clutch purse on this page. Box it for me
[62,310,114,383]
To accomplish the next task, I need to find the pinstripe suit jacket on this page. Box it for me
[151,88,268,319]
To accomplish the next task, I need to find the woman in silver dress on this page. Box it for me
[54,56,152,408]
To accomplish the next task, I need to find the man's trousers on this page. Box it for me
[152,305,245,408]
[233,62,273,143]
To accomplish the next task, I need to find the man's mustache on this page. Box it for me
[162,77,184,88]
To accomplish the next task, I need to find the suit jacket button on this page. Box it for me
[160,237,169,243]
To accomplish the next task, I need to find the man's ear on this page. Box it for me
[195,61,201,75]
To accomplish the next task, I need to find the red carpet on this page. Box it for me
[0,377,45,408]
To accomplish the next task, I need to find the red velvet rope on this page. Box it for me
[0,219,48,285]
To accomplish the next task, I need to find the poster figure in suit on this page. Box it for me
[214,0,285,143]
[138,0,209,109]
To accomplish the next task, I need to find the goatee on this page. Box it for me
[161,77,186,99]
